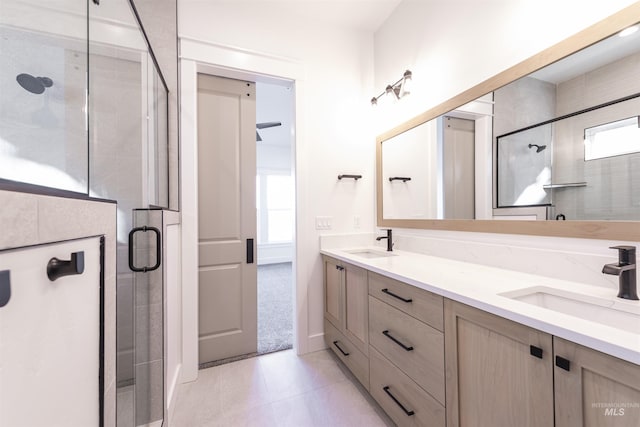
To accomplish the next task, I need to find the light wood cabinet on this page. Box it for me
[554,337,640,427]
[370,347,445,427]
[323,255,640,427]
[322,255,369,388]
[324,256,343,329]
[369,295,445,404]
[444,299,554,427]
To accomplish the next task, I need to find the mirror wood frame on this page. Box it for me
[376,2,640,241]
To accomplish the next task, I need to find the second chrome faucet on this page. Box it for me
[376,229,393,252]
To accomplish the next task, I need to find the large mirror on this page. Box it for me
[377,4,640,240]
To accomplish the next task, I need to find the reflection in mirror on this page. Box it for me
[494,25,640,220]
[0,0,88,193]
[380,96,492,221]
[376,7,640,239]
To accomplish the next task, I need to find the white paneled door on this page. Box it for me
[0,237,102,427]
[197,74,257,364]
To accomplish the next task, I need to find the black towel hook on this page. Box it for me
[47,251,85,281]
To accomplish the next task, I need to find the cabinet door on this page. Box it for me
[444,299,554,427]
[554,337,640,427]
[324,257,343,329]
[344,263,369,355]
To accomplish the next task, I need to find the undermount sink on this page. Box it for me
[345,249,398,259]
[499,286,640,334]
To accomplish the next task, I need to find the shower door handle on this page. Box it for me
[128,226,162,272]
[0,270,10,308]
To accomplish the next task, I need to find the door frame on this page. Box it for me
[179,38,307,382]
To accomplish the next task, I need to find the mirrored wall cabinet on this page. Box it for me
[376,3,640,241]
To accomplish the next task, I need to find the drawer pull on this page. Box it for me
[382,330,414,351]
[336,265,345,271]
[383,386,415,416]
[332,340,350,356]
[381,288,412,303]
[555,355,571,371]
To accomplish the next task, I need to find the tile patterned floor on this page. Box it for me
[171,349,394,427]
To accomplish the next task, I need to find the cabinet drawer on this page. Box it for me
[324,319,369,390]
[369,296,445,404]
[368,271,443,331]
[370,347,445,427]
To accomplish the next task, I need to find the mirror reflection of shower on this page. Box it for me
[528,143,547,153]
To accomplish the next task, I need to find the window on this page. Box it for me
[256,172,294,244]
[584,116,640,161]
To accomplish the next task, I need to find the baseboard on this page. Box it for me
[167,363,182,427]
[257,256,292,265]
[306,332,327,354]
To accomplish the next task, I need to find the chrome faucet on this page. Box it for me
[602,245,638,300]
[376,229,393,252]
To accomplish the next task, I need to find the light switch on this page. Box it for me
[315,216,333,230]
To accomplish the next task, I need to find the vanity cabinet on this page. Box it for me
[368,272,446,427]
[322,256,369,388]
[444,299,554,427]
[554,337,640,427]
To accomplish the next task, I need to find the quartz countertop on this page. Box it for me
[320,246,640,365]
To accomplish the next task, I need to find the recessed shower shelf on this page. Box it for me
[543,182,587,189]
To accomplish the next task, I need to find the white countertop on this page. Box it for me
[320,246,640,365]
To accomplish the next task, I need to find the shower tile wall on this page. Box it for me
[0,26,88,192]
[494,77,556,207]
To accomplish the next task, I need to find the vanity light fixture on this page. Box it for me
[371,70,412,106]
[619,25,639,37]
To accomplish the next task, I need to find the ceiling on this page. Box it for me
[179,0,403,31]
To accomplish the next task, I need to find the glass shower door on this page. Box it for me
[124,208,164,427]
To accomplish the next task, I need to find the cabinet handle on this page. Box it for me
[381,288,412,303]
[336,265,345,271]
[530,345,543,359]
[47,251,85,281]
[332,340,350,356]
[383,386,415,416]
[382,330,414,351]
[555,356,571,371]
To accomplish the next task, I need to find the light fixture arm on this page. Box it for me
[371,70,412,106]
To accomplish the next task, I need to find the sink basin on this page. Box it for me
[345,249,398,259]
[499,286,640,334]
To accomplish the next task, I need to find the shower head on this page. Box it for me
[16,73,53,95]
[528,143,547,153]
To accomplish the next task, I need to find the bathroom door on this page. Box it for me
[0,237,103,427]
[126,208,164,427]
[197,74,257,364]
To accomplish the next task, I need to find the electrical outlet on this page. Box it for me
[353,215,361,229]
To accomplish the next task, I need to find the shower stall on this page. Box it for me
[0,0,170,425]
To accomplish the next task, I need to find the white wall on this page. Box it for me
[178,1,376,375]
